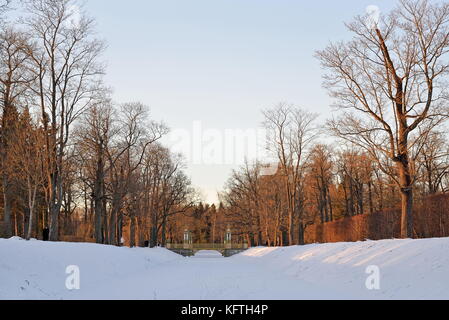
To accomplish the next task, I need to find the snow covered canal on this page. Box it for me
[1,237,449,300]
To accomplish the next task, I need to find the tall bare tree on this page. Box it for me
[309,144,334,223]
[263,103,318,245]
[11,108,46,239]
[75,94,114,243]
[24,0,105,240]
[317,0,449,238]
[106,103,167,245]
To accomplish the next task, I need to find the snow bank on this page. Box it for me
[0,238,182,300]
[235,238,449,299]
[1,237,449,299]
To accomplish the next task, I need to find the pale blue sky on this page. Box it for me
[85,0,396,203]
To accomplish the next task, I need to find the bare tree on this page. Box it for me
[316,0,449,238]
[222,161,263,246]
[24,0,106,240]
[75,93,115,243]
[11,108,46,239]
[158,164,194,247]
[417,131,449,195]
[309,144,334,223]
[263,103,318,245]
[140,144,193,247]
[106,102,167,245]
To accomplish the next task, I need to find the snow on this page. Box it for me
[1,237,449,300]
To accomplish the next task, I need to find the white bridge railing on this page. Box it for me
[166,243,248,250]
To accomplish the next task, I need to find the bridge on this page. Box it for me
[166,242,249,257]
[166,228,248,257]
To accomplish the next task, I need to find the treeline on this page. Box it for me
[305,194,449,244]
[164,203,229,245]
[0,0,195,246]
[220,106,448,246]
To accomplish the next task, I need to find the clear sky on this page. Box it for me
[84,0,396,204]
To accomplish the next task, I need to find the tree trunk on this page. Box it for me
[368,181,374,215]
[27,206,33,240]
[400,188,414,238]
[117,212,123,246]
[298,222,305,245]
[49,203,60,241]
[94,156,105,243]
[281,229,288,247]
[161,217,167,247]
[129,216,136,248]
[94,194,103,243]
[49,171,62,241]
[109,194,120,245]
[150,225,158,248]
[137,217,145,247]
[256,216,263,246]
[26,184,37,240]
[397,151,414,238]
[2,176,12,238]
[288,205,294,245]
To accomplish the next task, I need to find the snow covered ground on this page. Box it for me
[1,237,449,300]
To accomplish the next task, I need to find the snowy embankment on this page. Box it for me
[236,238,449,300]
[1,237,448,300]
[0,238,182,300]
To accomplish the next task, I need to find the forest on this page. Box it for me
[1,0,448,248]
